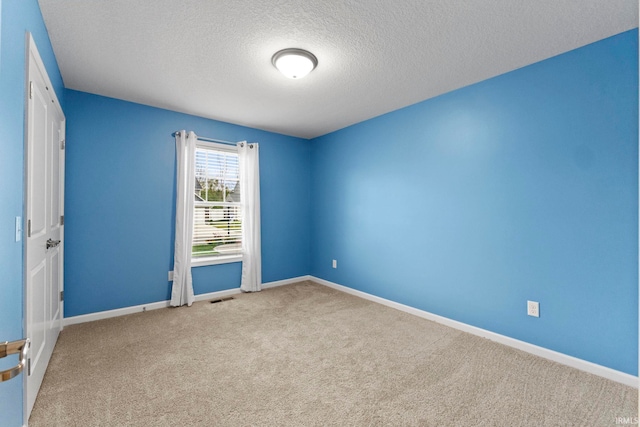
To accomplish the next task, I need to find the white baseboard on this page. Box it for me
[63,275,309,327]
[63,299,171,326]
[262,275,313,289]
[309,276,638,388]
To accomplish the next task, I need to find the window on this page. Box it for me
[192,143,242,263]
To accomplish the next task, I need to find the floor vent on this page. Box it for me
[210,297,235,304]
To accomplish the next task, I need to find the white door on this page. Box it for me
[24,33,65,418]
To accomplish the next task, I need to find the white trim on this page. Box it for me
[63,275,310,327]
[309,276,639,388]
[63,300,171,326]
[262,275,313,289]
[191,143,242,267]
[195,140,238,152]
[191,255,242,267]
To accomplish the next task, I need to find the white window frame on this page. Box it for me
[191,141,243,267]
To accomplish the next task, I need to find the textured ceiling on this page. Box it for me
[38,1,638,139]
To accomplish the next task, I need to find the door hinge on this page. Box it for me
[29,81,33,100]
[60,215,64,225]
[61,139,65,150]
[60,291,64,302]
[27,358,31,376]
[27,219,31,237]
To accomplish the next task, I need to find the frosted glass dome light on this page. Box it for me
[272,48,318,79]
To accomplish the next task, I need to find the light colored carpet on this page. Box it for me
[30,281,637,426]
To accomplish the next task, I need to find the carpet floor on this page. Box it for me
[29,281,637,426]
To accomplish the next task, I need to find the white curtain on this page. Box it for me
[238,142,262,292]
[171,130,196,306]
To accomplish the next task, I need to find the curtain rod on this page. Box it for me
[172,131,237,146]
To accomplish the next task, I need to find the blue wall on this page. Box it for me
[310,30,638,375]
[1,9,636,427]
[64,90,311,317]
[0,1,65,425]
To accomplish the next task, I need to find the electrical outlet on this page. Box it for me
[168,271,174,281]
[332,259,337,269]
[527,301,539,317]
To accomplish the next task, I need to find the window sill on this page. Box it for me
[191,254,243,267]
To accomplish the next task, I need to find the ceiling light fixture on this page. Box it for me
[272,48,318,79]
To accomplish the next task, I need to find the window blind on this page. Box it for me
[193,145,242,257]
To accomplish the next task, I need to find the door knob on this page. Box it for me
[0,339,30,382]
[46,238,61,249]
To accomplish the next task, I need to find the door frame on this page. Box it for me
[22,31,65,424]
